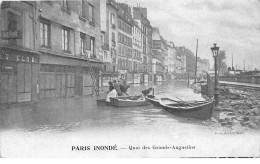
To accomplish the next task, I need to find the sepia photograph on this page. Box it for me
[0,0,260,158]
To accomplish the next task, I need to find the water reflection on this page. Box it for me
[0,81,204,133]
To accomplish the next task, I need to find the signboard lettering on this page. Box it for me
[1,30,23,40]
[0,53,38,63]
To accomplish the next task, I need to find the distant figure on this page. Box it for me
[120,79,130,96]
[113,80,122,96]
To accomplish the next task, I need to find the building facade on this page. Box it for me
[0,1,104,105]
[175,47,186,79]
[132,6,152,83]
[100,0,119,87]
[132,20,142,84]
[166,41,176,80]
[117,3,133,83]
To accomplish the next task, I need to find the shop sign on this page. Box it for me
[0,52,38,63]
[1,30,23,40]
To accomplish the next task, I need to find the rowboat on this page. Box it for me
[109,96,151,107]
[146,95,215,120]
[96,99,112,106]
[145,95,170,107]
[97,95,151,107]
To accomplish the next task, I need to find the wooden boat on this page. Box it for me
[145,95,171,107]
[97,95,151,107]
[109,95,151,107]
[96,99,112,106]
[146,95,215,120]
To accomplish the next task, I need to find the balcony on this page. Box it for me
[102,44,109,50]
[1,30,23,40]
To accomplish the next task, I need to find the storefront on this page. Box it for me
[155,75,163,82]
[0,47,39,104]
[39,51,103,99]
[144,74,149,83]
[126,73,133,84]
[133,73,141,84]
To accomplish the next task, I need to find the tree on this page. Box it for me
[217,50,228,76]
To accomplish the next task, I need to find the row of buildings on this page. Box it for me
[0,0,209,105]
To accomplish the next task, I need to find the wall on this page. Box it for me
[220,75,260,84]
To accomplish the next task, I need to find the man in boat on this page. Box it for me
[140,87,153,100]
[120,79,130,96]
[108,81,114,92]
[113,80,122,96]
[106,81,117,102]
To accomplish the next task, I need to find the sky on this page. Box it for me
[118,0,260,70]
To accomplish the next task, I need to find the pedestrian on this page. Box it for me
[113,80,122,96]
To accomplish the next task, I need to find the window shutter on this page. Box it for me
[86,34,91,50]
[85,2,89,20]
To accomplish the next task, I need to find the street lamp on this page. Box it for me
[211,43,220,106]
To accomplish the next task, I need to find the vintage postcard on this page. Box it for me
[0,0,259,158]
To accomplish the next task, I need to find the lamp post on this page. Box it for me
[211,43,220,106]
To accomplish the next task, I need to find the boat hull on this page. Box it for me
[162,100,215,120]
[96,99,112,106]
[110,96,151,107]
[145,95,163,107]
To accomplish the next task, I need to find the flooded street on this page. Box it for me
[0,81,259,158]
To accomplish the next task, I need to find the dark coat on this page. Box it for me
[114,83,122,95]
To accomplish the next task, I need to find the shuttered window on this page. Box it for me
[62,27,69,51]
[40,19,51,48]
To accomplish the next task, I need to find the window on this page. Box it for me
[40,19,51,47]
[104,51,107,60]
[89,4,94,23]
[90,37,95,57]
[122,46,125,56]
[80,33,86,55]
[62,27,69,51]
[101,33,104,45]
[113,66,115,72]
[118,33,121,43]
[79,0,84,17]
[111,13,115,25]
[63,0,69,10]
[119,20,121,29]
[112,32,115,42]
[119,45,122,55]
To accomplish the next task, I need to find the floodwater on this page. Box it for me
[0,81,259,158]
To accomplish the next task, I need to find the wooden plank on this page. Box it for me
[0,74,8,103]
[25,63,32,92]
[8,74,17,103]
[17,63,25,93]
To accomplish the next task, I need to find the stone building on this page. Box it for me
[132,20,142,84]
[132,6,152,83]
[175,47,186,79]
[152,27,168,81]
[0,0,104,105]
[117,3,134,83]
[166,41,176,80]
[99,0,119,87]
